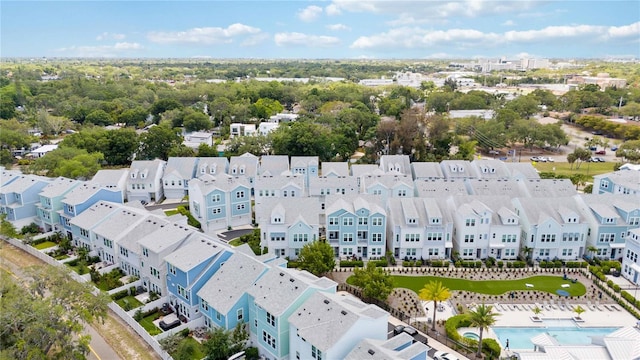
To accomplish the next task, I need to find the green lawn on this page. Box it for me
[172,337,206,360]
[138,312,162,336]
[33,241,57,250]
[115,295,144,310]
[164,209,179,216]
[228,238,243,247]
[54,254,69,260]
[389,275,586,297]
[531,161,616,178]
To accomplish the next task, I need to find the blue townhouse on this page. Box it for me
[246,267,337,360]
[325,194,387,259]
[0,175,51,228]
[36,177,81,232]
[164,234,234,321]
[188,174,252,234]
[69,201,122,251]
[290,156,319,188]
[58,182,122,239]
[197,250,269,331]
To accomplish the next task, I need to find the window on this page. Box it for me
[177,285,190,300]
[237,309,244,321]
[312,345,322,360]
[293,234,308,242]
[212,208,222,215]
[283,190,288,197]
[80,228,89,237]
[211,194,221,202]
[373,189,382,195]
[405,233,419,242]
[103,238,113,249]
[236,204,245,210]
[169,264,176,275]
[266,312,275,326]
[150,267,160,279]
[538,249,550,257]
[343,218,354,226]
[465,219,476,227]
[358,217,368,225]
[599,233,615,243]
[328,217,338,225]
[372,233,382,242]
[236,190,245,199]
[216,311,221,321]
[398,189,407,197]
[562,249,573,256]
[428,248,439,256]
[357,231,368,240]
[464,234,475,243]
[426,233,442,241]
[407,218,417,224]
[201,300,209,311]
[406,248,417,256]
[342,247,353,255]
[343,233,353,242]
[541,234,556,242]
[462,249,474,256]
[263,331,276,350]
[501,234,516,243]
[372,217,383,226]
[629,217,640,226]
[600,180,609,189]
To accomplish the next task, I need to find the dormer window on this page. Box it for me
[210,164,216,174]
[407,218,417,224]
[273,217,282,224]
[231,166,237,175]
[239,166,245,174]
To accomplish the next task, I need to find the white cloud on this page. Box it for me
[241,33,270,47]
[297,5,323,22]
[55,42,142,57]
[424,52,454,59]
[502,20,516,26]
[325,4,341,16]
[96,32,126,41]
[274,32,340,47]
[147,23,261,44]
[351,22,639,50]
[326,23,351,31]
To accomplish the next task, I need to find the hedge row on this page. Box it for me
[339,260,364,267]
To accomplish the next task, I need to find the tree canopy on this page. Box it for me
[350,262,394,301]
[296,240,335,277]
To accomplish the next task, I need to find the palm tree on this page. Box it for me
[573,305,586,319]
[532,305,543,320]
[467,303,500,357]
[587,245,598,259]
[419,280,451,331]
[522,246,533,263]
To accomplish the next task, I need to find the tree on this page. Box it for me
[271,121,334,161]
[202,324,248,360]
[30,147,103,179]
[183,111,211,132]
[85,109,114,126]
[250,98,283,119]
[573,305,586,319]
[297,241,335,277]
[350,262,394,302]
[138,124,182,160]
[101,128,138,165]
[466,303,500,357]
[418,281,451,331]
[197,143,219,157]
[37,109,71,135]
[571,148,592,170]
[531,305,543,320]
[0,265,110,359]
[587,245,598,259]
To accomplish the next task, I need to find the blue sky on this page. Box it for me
[2,1,639,59]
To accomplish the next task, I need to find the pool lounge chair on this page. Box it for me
[610,305,621,311]
[549,299,557,309]
[558,300,565,310]
[603,304,613,311]
[595,301,603,311]
[587,301,595,310]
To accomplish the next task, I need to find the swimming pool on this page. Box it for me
[492,320,620,350]
[463,332,480,341]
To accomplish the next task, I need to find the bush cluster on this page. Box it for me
[339,260,364,267]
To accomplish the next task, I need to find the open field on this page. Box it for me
[531,161,616,177]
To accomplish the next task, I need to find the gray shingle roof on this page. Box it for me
[197,252,268,314]
[255,197,320,226]
[519,179,577,198]
[471,159,511,179]
[321,162,349,177]
[411,162,445,179]
[288,292,387,351]
[259,155,289,176]
[164,236,223,272]
[440,160,477,179]
[414,179,468,197]
[325,194,386,217]
[92,208,147,241]
[128,159,166,184]
[137,221,193,253]
[69,201,121,230]
[39,177,79,197]
[466,179,524,197]
[1,175,50,194]
[62,182,109,205]
[503,162,541,179]
[190,174,250,192]
[165,157,198,180]
[91,169,129,187]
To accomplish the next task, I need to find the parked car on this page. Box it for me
[530,156,546,162]
[402,326,418,337]
[545,157,555,162]
[434,351,460,360]
[611,146,618,151]
[589,146,597,151]
[595,150,606,155]
[595,157,605,162]
[393,325,406,335]
[488,150,500,155]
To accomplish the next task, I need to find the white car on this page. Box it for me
[433,351,459,360]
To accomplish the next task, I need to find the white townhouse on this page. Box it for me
[414,179,469,198]
[308,176,359,224]
[325,194,387,259]
[163,157,198,199]
[228,153,259,192]
[379,155,412,176]
[622,228,640,285]
[350,164,383,188]
[290,156,319,188]
[138,221,195,296]
[196,157,230,177]
[360,174,414,204]
[188,174,252,233]
[512,197,588,262]
[259,155,290,177]
[288,292,388,360]
[254,174,305,204]
[465,179,525,197]
[440,160,477,179]
[518,178,577,198]
[69,201,122,252]
[255,197,321,259]
[126,159,166,204]
[447,196,521,260]
[183,131,213,149]
[230,123,256,138]
[91,207,149,266]
[411,162,445,180]
[470,159,511,180]
[387,197,453,261]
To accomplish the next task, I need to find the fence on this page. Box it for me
[2,237,173,360]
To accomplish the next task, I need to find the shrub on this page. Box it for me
[371,259,388,267]
[340,260,364,267]
[111,289,130,301]
[287,260,301,268]
[180,328,190,337]
[482,338,501,359]
[176,205,201,229]
[444,314,471,341]
[430,260,449,268]
[20,223,41,235]
[497,261,504,268]
[245,347,259,360]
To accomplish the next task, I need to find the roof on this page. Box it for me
[466,179,524,197]
[321,162,349,177]
[62,182,113,205]
[519,179,577,198]
[255,197,320,226]
[228,155,259,177]
[31,144,58,153]
[259,155,290,176]
[290,156,319,168]
[39,177,79,198]
[471,159,510,179]
[197,157,229,175]
[325,194,386,217]
[379,155,412,176]
[288,292,387,351]
[164,157,198,180]
[247,267,336,316]
[91,169,129,186]
[449,195,518,224]
[190,174,250,192]
[596,170,640,191]
[255,174,305,191]
[69,201,122,230]
[1,175,50,194]
[1,169,22,187]
[345,333,430,360]
[309,176,359,194]
[440,160,477,179]
[350,164,381,178]
[503,162,541,179]
[137,221,193,253]
[515,196,582,225]
[92,208,148,241]
[128,159,166,184]
[164,236,223,272]
[411,162,445,179]
[361,174,413,191]
[414,179,469,197]
[197,252,268,314]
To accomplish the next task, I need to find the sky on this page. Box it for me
[1,1,639,59]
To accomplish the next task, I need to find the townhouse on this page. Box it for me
[69,201,122,251]
[576,194,640,260]
[308,175,359,222]
[379,155,412,176]
[229,153,259,193]
[162,157,198,199]
[197,250,269,330]
[58,182,122,239]
[387,197,453,260]
[593,170,640,196]
[246,267,337,360]
[91,207,149,266]
[290,156,319,188]
[196,157,230,177]
[345,333,430,360]
[325,194,387,259]
[360,174,414,203]
[440,160,477,179]
[447,196,521,260]
[254,174,305,204]
[411,162,445,180]
[470,159,511,180]
[512,197,588,261]
[188,174,252,233]
[0,175,51,227]
[165,235,233,321]
[320,161,349,177]
[91,169,129,202]
[288,292,388,360]
[36,177,80,232]
[126,159,166,204]
[259,155,290,177]
[255,197,320,258]
[622,228,640,285]
[414,179,468,198]
[465,179,525,197]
